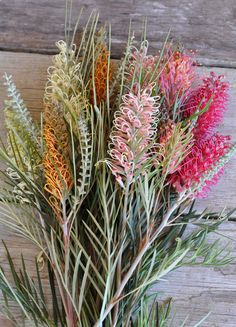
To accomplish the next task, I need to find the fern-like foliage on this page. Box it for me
[3,74,42,205]
[76,114,93,200]
[4,74,40,147]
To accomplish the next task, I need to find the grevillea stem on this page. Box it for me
[62,199,77,327]
[94,240,151,327]
[94,193,187,327]
[112,182,130,325]
[35,199,69,323]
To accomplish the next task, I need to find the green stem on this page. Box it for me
[112,182,130,325]
[35,199,69,323]
[62,199,77,327]
[94,192,187,327]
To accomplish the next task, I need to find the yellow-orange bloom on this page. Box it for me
[90,44,113,106]
[43,104,73,220]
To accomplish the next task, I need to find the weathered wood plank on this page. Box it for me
[156,222,236,327]
[0,52,235,326]
[1,0,236,67]
[0,52,51,119]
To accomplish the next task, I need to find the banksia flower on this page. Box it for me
[108,85,159,187]
[90,43,112,106]
[169,133,231,197]
[184,72,229,139]
[43,104,73,220]
[159,47,196,111]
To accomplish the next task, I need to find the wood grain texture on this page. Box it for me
[0,0,236,67]
[0,52,236,326]
[156,222,236,327]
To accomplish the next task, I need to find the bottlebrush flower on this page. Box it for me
[169,133,231,197]
[159,47,196,111]
[108,85,159,187]
[184,72,229,139]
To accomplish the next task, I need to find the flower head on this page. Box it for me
[169,132,231,197]
[159,47,196,111]
[43,104,73,219]
[108,85,159,187]
[128,42,158,92]
[90,43,113,106]
[184,72,229,139]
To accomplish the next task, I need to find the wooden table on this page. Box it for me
[0,1,236,326]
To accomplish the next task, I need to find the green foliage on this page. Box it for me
[3,74,41,171]
[0,244,64,327]
[3,74,40,148]
[132,296,171,327]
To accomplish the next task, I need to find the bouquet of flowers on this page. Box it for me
[0,9,235,327]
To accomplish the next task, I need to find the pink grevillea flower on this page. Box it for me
[128,41,158,91]
[184,72,229,139]
[169,133,231,197]
[108,85,159,187]
[159,48,196,111]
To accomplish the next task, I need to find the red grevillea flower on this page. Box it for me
[169,133,231,197]
[108,85,159,187]
[159,48,196,111]
[184,72,229,139]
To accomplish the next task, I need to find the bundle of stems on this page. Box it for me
[0,9,235,327]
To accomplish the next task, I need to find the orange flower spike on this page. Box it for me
[43,104,73,220]
[90,44,113,106]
